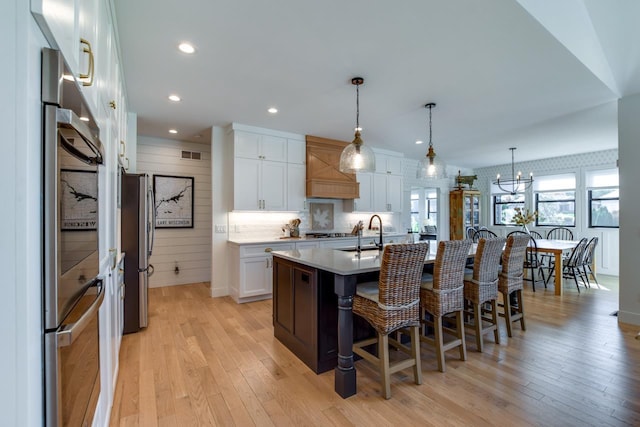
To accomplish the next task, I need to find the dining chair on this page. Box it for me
[507,231,546,291]
[498,234,530,337]
[581,237,599,287]
[352,242,429,399]
[463,237,506,352]
[542,227,574,273]
[466,227,477,240]
[528,230,543,239]
[472,229,497,242]
[560,238,589,293]
[546,227,574,240]
[420,239,473,372]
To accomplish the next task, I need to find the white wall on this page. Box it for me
[618,94,640,326]
[137,135,212,287]
[211,126,232,297]
[0,2,48,425]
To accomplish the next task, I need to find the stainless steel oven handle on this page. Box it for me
[57,108,104,165]
[57,279,104,348]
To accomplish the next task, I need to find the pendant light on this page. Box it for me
[492,147,533,195]
[339,77,376,173]
[416,102,447,179]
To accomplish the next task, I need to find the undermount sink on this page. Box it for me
[338,246,380,253]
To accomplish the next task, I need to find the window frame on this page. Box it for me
[534,190,576,227]
[588,187,619,228]
[492,193,525,226]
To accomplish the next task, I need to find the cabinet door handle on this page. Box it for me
[79,38,95,87]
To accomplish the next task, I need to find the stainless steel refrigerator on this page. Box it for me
[121,172,155,333]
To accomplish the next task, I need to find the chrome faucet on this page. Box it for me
[368,214,383,250]
[355,220,364,256]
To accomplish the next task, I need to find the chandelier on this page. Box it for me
[339,77,375,173]
[416,103,446,179]
[493,147,533,195]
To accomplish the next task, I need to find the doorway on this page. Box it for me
[410,187,439,238]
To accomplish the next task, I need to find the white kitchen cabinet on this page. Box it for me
[235,130,287,162]
[32,0,80,74]
[287,138,306,164]
[229,242,294,303]
[344,173,373,212]
[373,173,403,212]
[295,241,320,250]
[375,152,403,175]
[287,163,307,211]
[32,0,102,113]
[234,157,287,210]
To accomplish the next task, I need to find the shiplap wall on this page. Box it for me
[137,136,212,287]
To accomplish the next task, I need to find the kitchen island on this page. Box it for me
[271,246,437,398]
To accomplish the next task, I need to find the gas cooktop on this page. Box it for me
[304,232,353,239]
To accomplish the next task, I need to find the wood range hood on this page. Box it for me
[305,135,359,199]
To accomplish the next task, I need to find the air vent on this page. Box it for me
[181,150,202,160]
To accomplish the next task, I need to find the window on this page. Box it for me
[493,193,525,225]
[410,193,420,232]
[410,190,438,232]
[586,169,619,228]
[426,191,438,221]
[534,174,576,227]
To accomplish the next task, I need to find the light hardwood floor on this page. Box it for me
[110,276,640,426]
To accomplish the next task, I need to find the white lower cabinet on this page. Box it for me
[229,242,294,302]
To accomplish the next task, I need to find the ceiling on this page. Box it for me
[113,0,640,169]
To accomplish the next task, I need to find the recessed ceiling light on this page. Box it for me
[169,129,178,134]
[415,140,424,145]
[79,116,90,122]
[194,134,202,139]
[168,94,181,102]
[267,107,278,114]
[178,43,195,54]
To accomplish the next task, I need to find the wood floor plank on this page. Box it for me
[109,277,640,427]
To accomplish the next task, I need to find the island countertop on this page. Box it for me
[271,244,438,276]
[271,248,383,275]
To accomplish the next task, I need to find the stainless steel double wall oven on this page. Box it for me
[42,47,105,427]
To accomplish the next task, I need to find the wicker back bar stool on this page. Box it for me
[420,239,473,372]
[498,234,530,337]
[463,237,506,352]
[352,242,429,399]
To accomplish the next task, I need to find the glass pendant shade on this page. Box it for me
[416,145,447,179]
[339,77,376,173]
[339,131,376,173]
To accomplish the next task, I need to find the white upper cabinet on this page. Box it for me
[344,173,373,212]
[32,0,80,73]
[231,124,306,211]
[235,131,287,162]
[375,152,403,175]
[287,138,306,164]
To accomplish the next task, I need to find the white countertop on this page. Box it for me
[272,248,386,275]
[272,245,439,275]
[227,233,406,245]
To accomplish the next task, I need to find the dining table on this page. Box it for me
[531,239,580,296]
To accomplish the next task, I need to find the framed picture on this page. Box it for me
[153,174,194,228]
[310,202,334,230]
[60,169,98,231]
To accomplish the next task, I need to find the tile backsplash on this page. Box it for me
[228,199,401,239]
